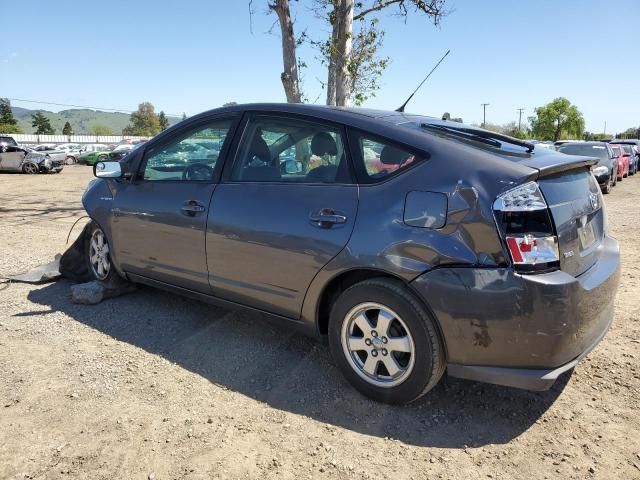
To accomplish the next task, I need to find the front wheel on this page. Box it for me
[328,278,445,404]
[22,162,39,174]
[86,223,114,282]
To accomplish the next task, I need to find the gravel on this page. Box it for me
[0,166,638,479]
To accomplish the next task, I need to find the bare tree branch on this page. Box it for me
[353,0,403,20]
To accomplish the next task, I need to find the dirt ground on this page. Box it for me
[0,166,638,480]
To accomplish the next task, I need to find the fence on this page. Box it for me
[0,133,151,144]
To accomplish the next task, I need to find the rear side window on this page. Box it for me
[231,115,350,184]
[355,134,422,183]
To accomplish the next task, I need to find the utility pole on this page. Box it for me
[481,103,489,127]
[603,121,607,136]
[517,108,525,131]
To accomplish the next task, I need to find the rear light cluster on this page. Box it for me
[493,181,559,272]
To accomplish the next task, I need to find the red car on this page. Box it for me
[611,144,629,180]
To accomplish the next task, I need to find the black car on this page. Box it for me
[83,103,620,404]
[556,142,617,193]
[108,144,137,162]
[0,135,17,148]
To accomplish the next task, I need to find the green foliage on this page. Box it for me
[442,112,463,123]
[0,98,21,133]
[530,97,584,141]
[348,18,389,106]
[91,124,113,136]
[122,102,161,136]
[158,111,170,131]
[62,121,74,135]
[31,112,55,134]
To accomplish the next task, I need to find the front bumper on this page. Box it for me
[410,235,620,391]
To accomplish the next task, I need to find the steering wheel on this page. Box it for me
[182,163,213,181]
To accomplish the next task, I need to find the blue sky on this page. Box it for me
[2,0,639,133]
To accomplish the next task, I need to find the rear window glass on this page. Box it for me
[557,144,608,161]
[358,136,420,182]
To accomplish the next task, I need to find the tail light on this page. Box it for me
[493,181,559,272]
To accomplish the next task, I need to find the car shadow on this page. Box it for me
[25,280,569,448]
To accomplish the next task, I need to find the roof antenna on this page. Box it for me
[395,50,450,113]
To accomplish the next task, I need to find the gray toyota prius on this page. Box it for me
[84,103,620,404]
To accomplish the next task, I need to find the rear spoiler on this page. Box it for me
[521,155,599,178]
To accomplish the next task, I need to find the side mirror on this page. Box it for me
[94,161,122,178]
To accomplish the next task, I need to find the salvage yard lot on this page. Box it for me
[0,166,639,480]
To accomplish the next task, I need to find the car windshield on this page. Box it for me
[557,144,608,160]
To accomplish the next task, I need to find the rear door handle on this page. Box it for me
[181,200,206,216]
[309,208,347,228]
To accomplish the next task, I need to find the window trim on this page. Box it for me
[132,113,240,184]
[347,127,430,185]
[220,111,355,185]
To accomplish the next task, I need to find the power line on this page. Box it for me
[8,97,183,117]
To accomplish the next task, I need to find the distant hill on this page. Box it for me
[11,106,181,135]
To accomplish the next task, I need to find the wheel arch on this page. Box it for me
[312,268,448,360]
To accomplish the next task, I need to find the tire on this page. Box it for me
[66,156,76,165]
[97,154,108,162]
[22,162,39,174]
[328,277,445,404]
[601,174,613,194]
[85,222,115,282]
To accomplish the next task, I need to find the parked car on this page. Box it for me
[611,143,637,176]
[77,144,112,165]
[0,135,17,147]
[31,144,59,152]
[84,103,620,404]
[0,145,64,173]
[108,144,137,161]
[610,145,629,180]
[55,143,82,164]
[556,141,617,193]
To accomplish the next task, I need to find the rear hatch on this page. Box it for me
[523,155,604,277]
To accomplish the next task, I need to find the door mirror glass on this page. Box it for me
[94,161,122,178]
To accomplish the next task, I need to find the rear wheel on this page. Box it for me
[22,162,39,174]
[602,174,613,194]
[328,278,445,404]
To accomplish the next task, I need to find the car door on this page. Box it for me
[206,113,358,318]
[110,115,237,293]
[0,146,26,171]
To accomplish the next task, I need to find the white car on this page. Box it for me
[55,143,82,164]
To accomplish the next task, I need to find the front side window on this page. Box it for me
[142,119,232,181]
[357,135,420,182]
[231,116,349,183]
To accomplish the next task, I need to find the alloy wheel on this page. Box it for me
[23,163,38,174]
[89,228,111,280]
[341,302,415,388]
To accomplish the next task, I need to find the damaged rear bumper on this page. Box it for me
[410,235,620,391]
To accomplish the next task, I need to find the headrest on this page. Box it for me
[249,134,271,163]
[311,132,338,156]
[380,145,411,165]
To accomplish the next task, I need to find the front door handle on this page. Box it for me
[309,208,347,228]
[181,200,206,216]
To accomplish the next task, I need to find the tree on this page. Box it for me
[269,0,303,103]
[268,0,448,106]
[122,102,161,136]
[62,121,74,135]
[0,98,21,133]
[91,124,113,136]
[158,111,170,131]
[442,112,463,123]
[529,97,585,141]
[182,112,187,121]
[31,112,55,134]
